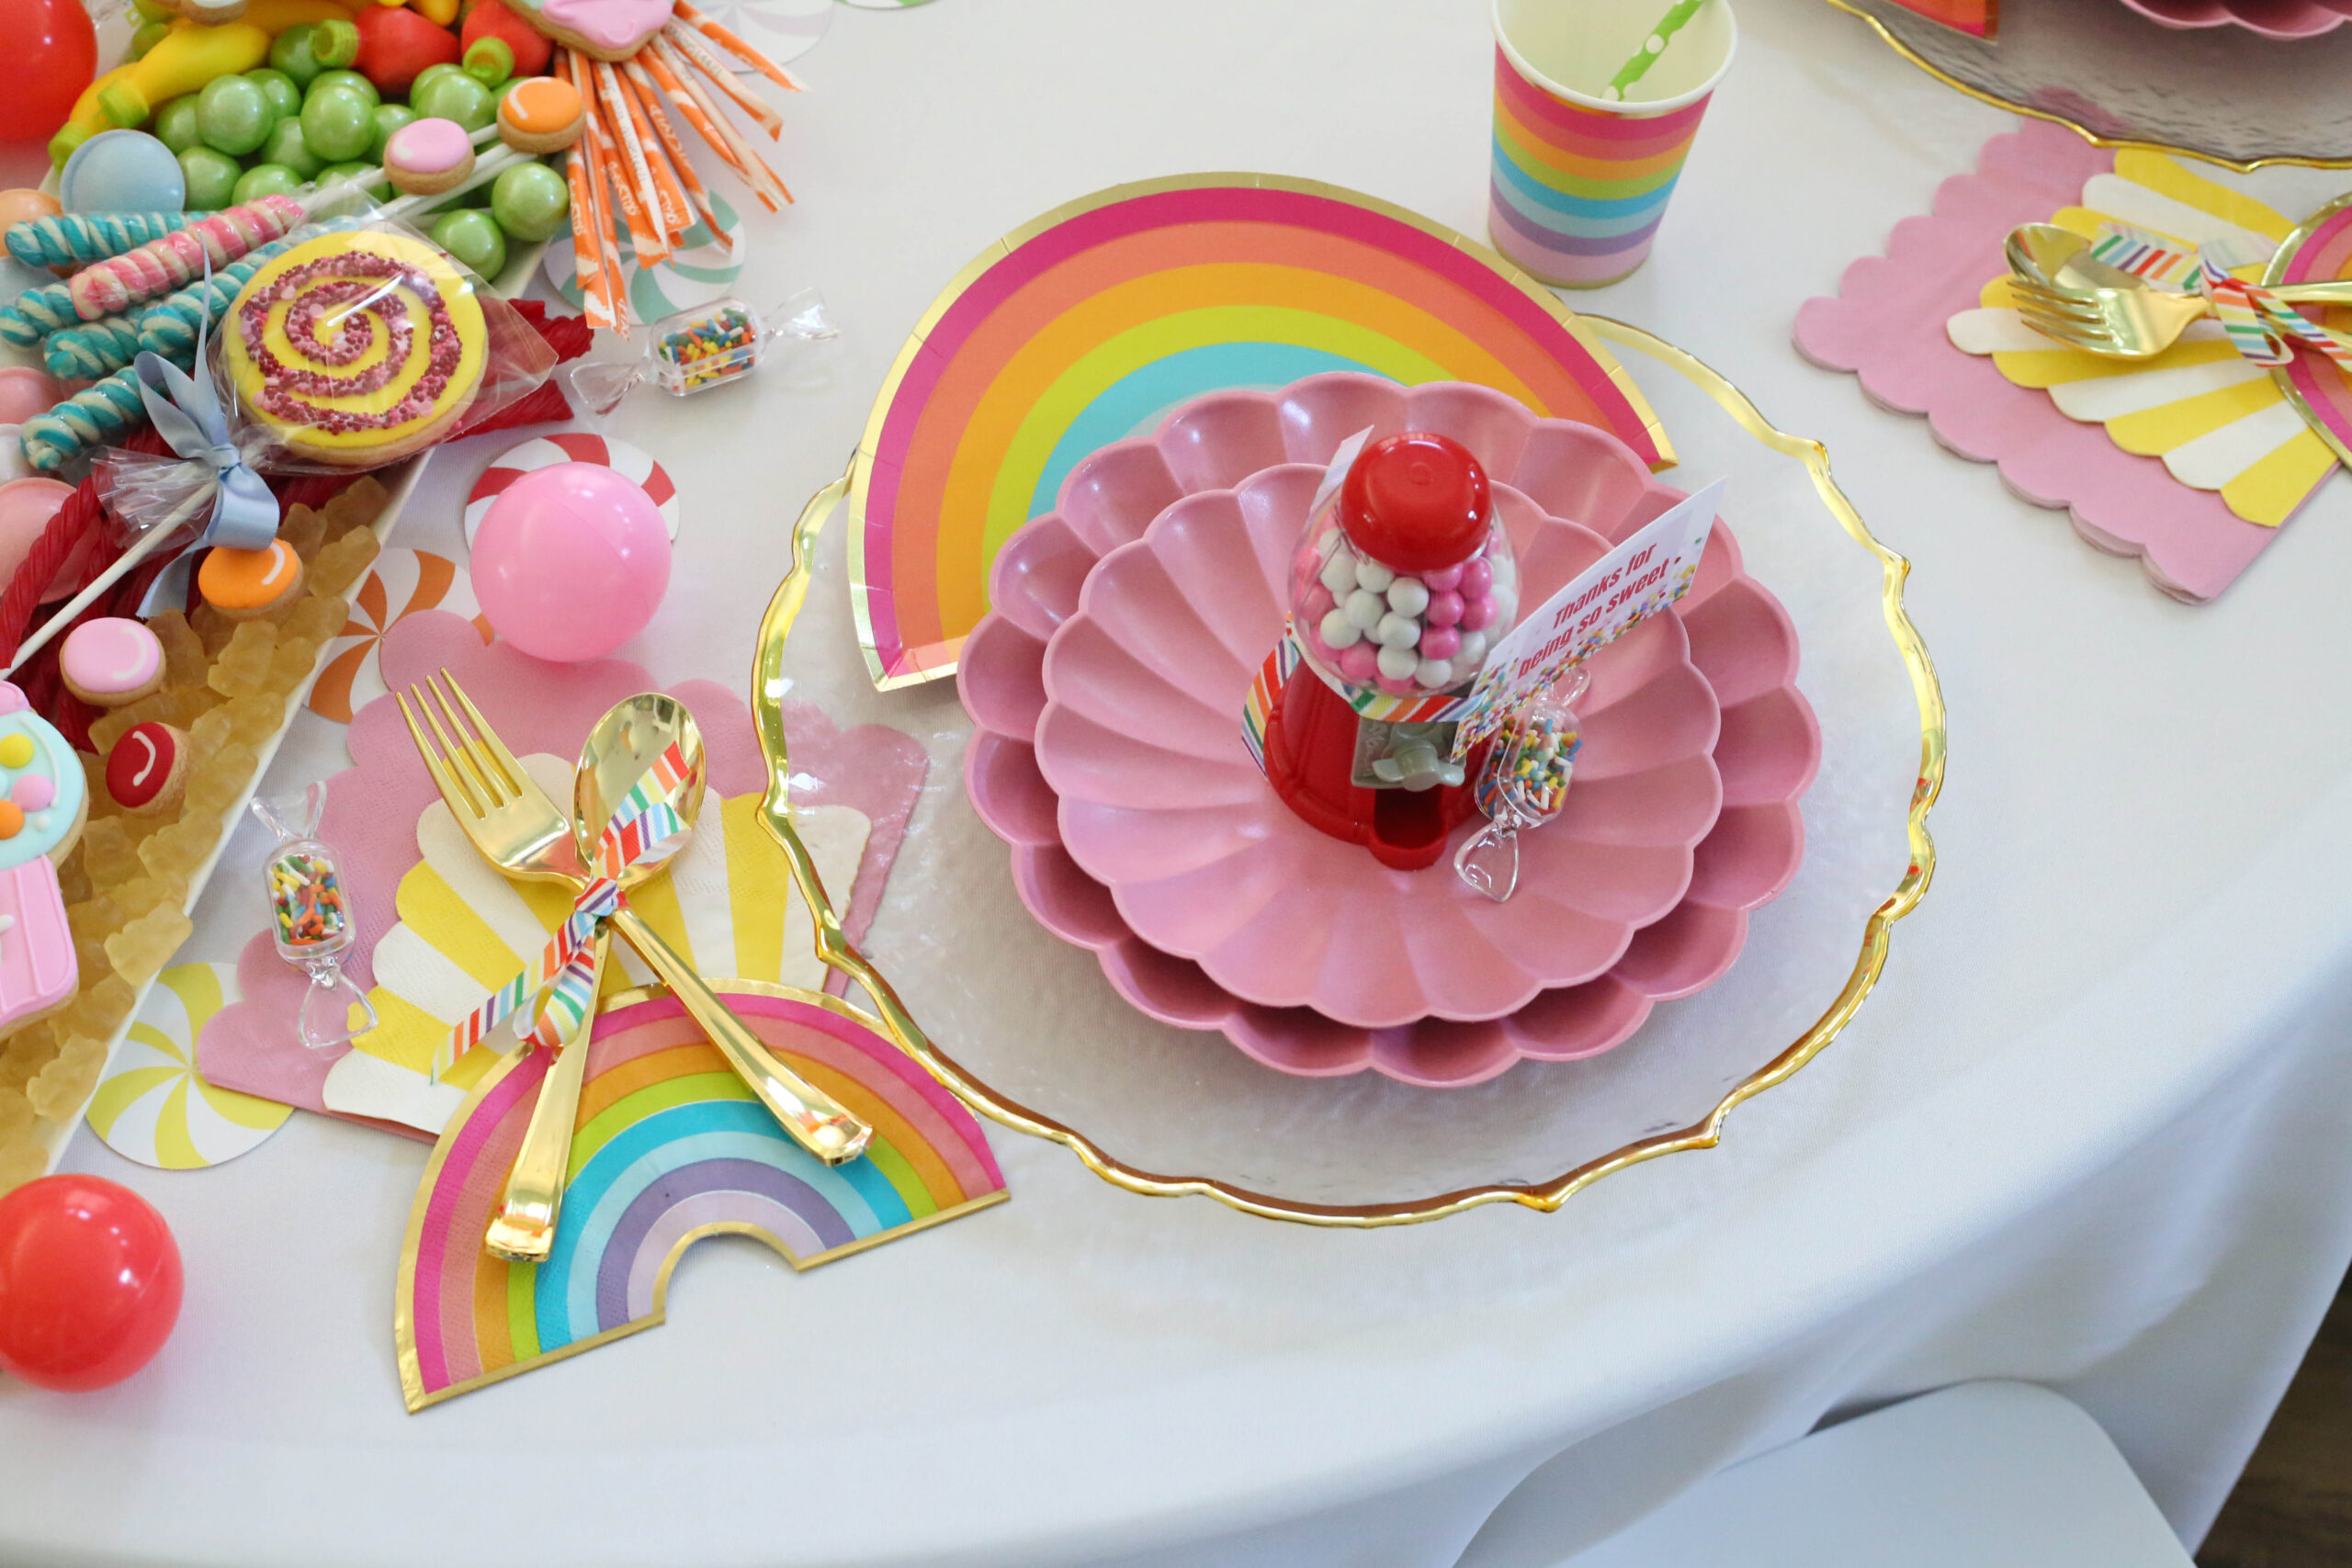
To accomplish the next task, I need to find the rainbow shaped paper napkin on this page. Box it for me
[396,987,1006,1410]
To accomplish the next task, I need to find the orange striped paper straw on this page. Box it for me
[571,51,666,265]
[638,41,754,188]
[662,20,783,138]
[560,144,616,331]
[672,0,805,93]
[619,62,729,243]
[650,36,789,207]
[593,59,683,250]
[600,60,690,242]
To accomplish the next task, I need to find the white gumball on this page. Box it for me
[1343,589,1386,630]
[1354,558,1395,592]
[1374,611,1421,649]
[1385,576,1429,616]
[1414,656,1454,690]
[1319,609,1362,649]
[1456,628,1489,667]
[1375,642,1419,681]
[1318,551,1358,597]
[1489,586,1517,630]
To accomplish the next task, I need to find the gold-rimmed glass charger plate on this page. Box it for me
[830,320,1941,1224]
[1827,0,2352,170]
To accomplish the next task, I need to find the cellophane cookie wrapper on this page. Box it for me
[209,213,557,479]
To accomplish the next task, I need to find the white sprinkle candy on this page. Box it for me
[1375,611,1422,649]
[1318,551,1358,597]
[1354,558,1395,592]
[1319,608,1362,649]
[1376,642,1419,681]
[1415,656,1454,690]
[1344,589,1387,630]
[1385,577,1430,616]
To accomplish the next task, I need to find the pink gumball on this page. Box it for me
[1375,673,1418,695]
[469,462,671,662]
[1418,624,1461,660]
[1337,641,1379,683]
[1460,592,1498,632]
[1459,557,1494,595]
[1421,563,1464,592]
[1300,584,1335,622]
[1423,589,1463,626]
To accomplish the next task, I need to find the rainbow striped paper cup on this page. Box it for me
[1489,0,1737,289]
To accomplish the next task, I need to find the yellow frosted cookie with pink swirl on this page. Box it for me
[221,230,489,469]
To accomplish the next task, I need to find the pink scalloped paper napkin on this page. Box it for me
[1792,120,2286,602]
[197,612,928,1139]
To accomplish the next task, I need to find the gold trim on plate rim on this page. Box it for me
[2264,191,2352,471]
[844,170,1678,693]
[1821,0,2352,175]
[780,321,1946,1226]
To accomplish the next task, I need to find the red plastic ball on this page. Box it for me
[0,0,96,144]
[1338,433,1491,574]
[0,1175,181,1392]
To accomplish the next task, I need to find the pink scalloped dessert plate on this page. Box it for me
[2120,0,2352,37]
[959,375,1820,1087]
[1035,471,1722,1028]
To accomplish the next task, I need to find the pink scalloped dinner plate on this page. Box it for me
[960,375,1821,1086]
[2120,0,2352,37]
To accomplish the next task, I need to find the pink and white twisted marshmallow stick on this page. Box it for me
[67,195,307,322]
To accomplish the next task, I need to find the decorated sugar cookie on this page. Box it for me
[221,230,490,469]
[0,683,86,1040]
[512,0,673,62]
[58,617,164,707]
[198,539,305,619]
[497,77,585,154]
[106,722,189,817]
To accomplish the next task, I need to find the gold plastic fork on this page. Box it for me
[398,673,874,1169]
[2005,222,2352,359]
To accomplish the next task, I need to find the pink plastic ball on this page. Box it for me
[1423,589,1464,627]
[470,463,671,662]
[1418,624,1461,660]
[0,367,61,427]
[1337,641,1379,683]
[1460,592,1498,632]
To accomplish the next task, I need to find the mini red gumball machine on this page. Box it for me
[1261,433,1521,871]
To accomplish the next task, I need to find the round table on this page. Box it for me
[17,1,2352,1563]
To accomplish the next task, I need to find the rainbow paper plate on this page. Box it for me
[848,173,1674,689]
[395,983,1006,1411]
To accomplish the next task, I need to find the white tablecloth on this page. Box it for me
[15,1,2352,1563]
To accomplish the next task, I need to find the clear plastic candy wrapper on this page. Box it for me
[253,783,378,1050]
[568,288,838,415]
[1289,432,1521,702]
[1453,671,1587,902]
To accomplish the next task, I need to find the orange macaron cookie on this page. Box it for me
[499,77,586,154]
[198,539,306,620]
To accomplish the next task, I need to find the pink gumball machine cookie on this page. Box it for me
[0,684,85,1039]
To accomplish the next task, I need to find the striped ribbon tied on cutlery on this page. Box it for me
[432,743,693,1081]
[2085,227,2352,371]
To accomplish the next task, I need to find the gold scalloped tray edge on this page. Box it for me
[801,318,1943,1227]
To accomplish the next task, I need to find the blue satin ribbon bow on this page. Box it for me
[128,315,278,615]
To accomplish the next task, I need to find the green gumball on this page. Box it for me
[308,69,379,109]
[243,68,302,126]
[431,209,506,281]
[315,161,376,192]
[258,117,320,179]
[368,103,417,164]
[300,86,376,164]
[270,19,357,90]
[153,96,202,155]
[490,162,569,243]
[408,71,494,133]
[177,146,242,211]
[232,164,303,206]
[195,75,273,158]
